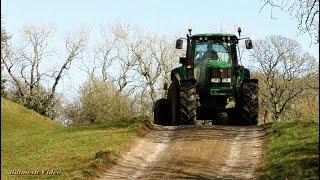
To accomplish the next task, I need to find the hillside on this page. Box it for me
[1,98,62,136]
[259,122,319,179]
[1,98,149,179]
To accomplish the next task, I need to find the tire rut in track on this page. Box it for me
[99,125,265,179]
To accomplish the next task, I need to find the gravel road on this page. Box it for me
[100,124,265,179]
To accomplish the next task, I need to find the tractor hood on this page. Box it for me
[208,60,231,69]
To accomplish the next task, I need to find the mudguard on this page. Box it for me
[171,68,182,86]
[171,66,196,86]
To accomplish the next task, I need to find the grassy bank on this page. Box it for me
[259,122,319,179]
[1,98,150,179]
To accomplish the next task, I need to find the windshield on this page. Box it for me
[194,41,231,62]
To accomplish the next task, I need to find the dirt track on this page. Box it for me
[100,124,265,179]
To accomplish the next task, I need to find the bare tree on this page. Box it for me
[94,22,178,102]
[158,36,180,84]
[250,35,318,122]
[78,22,179,116]
[260,0,319,43]
[50,26,89,100]
[1,16,10,47]
[1,15,11,96]
[1,24,89,118]
[93,22,140,95]
[110,23,141,93]
[134,34,178,105]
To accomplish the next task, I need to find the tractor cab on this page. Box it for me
[190,34,238,96]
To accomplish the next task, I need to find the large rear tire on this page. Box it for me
[168,80,180,125]
[238,81,258,125]
[154,98,171,125]
[179,81,197,125]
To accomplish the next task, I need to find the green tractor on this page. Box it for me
[154,27,258,126]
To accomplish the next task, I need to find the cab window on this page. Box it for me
[194,40,231,62]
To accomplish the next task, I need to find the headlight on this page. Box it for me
[222,78,231,83]
[211,78,220,83]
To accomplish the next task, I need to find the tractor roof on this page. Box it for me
[191,33,237,39]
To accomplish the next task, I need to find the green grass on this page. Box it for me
[259,122,319,179]
[1,98,150,179]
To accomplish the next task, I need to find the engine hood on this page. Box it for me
[208,60,231,69]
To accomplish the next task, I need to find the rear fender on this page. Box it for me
[171,67,184,86]
[237,79,258,99]
[171,67,197,92]
[171,71,181,86]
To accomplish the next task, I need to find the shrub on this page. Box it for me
[65,77,134,124]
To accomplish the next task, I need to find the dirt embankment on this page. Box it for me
[99,125,266,179]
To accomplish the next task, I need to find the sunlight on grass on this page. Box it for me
[1,98,150,179]
[259,122,319,179]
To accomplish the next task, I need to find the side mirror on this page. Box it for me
[245,39,253,49]
[179,57,186,64]
[175,39,183,49]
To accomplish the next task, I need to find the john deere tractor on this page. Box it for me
[154,27,258,126]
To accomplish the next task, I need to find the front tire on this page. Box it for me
[179,81,197,125]
[238,81,259,125]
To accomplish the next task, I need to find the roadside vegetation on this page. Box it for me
[259,122,319,179]
[1,98,150,179]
